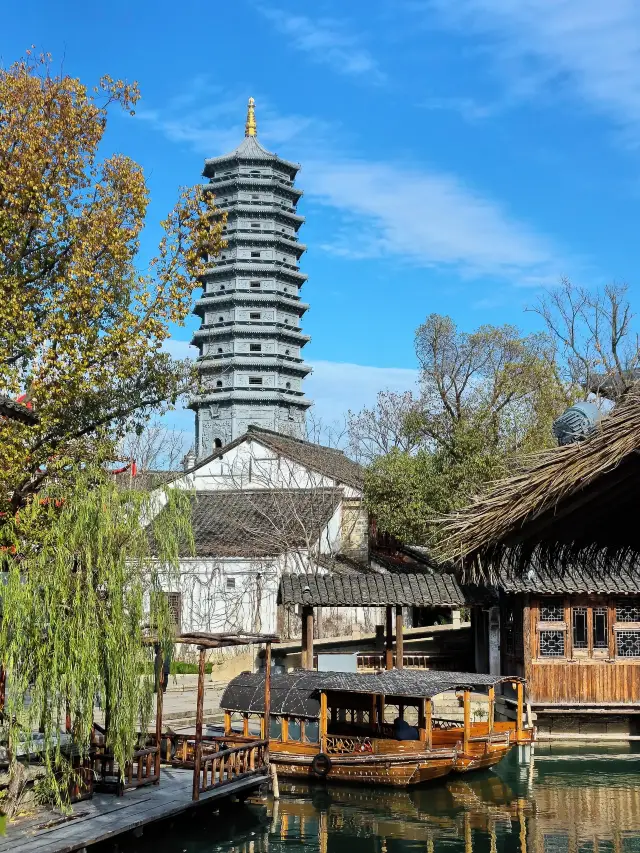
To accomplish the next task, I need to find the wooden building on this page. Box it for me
[438,391,640,736]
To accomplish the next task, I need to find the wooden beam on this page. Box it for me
[264,641,272,763]
[426,698,433,750]
[192,647,206,801]
[303,607,314,670]
[488,686,495,737]
[516,682,524,741]
[385,606,393,670]
[463,689,471,755]
[522,595,533,687]
[395,605,404,670]
[224,710,231,736]
[320,691,328,752]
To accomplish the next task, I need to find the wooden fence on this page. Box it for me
[193,739,268,800]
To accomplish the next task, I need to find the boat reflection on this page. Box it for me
[267,747,640,853]
[99,746,640,853]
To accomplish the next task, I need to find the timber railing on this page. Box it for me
[193,739,268,800]
[91,725,161,795]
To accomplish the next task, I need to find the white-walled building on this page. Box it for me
[150,426,370,644]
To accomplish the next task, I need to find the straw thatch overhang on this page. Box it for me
[436,391,640,579]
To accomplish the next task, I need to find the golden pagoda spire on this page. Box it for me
[245,97,257,137]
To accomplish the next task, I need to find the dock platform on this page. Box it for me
[0,766,268,853]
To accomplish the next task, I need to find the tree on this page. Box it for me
[0,52,224,512]
[363,315,572,544]
[117,422,190,490]
[346,390,422,465]
[0,464,193,811]
[530,278,640,403]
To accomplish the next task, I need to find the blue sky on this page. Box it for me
[4,0,640,439]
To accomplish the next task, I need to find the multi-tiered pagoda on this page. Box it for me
[191,99,312,458]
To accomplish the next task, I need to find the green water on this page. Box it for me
[100,745,640,853]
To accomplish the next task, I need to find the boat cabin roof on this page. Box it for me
[220,669,523,718]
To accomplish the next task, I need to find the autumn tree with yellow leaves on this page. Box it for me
[0,51,225,511]
[0,52,221,809]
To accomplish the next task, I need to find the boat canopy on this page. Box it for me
[220,670,524,718]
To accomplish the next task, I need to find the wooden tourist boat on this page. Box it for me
[198,669,533,787]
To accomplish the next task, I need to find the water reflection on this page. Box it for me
[103,745,640,853]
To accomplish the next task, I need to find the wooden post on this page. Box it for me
[320,691,327,752]
[488,686,495,739]
[608,599,616,659]
[426,698,433,750]
[224,710,232,736]
[371,694,377,729]
[154,646,164,784]
[264,641,272,763]
[302,606,314,670]
[522,595,533,690]
[516,681,524,741]
[192,647,206,801]
[463,690,471,755]
[385,606,393,670]
[395,606,404,670]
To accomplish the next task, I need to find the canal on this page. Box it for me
[101,745,640,853]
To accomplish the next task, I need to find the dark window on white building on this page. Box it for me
[249,377,263,385]
[250,344,262,352]
[250,281,261,289]
[250,312,261,320]
[226,577,236,590]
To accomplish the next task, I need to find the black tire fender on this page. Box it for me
[311,752,332,777]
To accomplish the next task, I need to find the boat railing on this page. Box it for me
[194,739,268,799]
[325,734,374,754]
[432,718,462,730]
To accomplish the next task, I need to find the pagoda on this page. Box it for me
[191,98,312,458]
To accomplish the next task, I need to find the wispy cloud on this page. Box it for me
[257,7,386,84]
[140,83,568,284]
[304,158,563,283]
[136,85,333,159]
[426,0,640,142]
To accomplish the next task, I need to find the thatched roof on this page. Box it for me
[436,391,640,576]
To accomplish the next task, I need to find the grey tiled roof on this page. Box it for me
[221,669,522,717]
[278,572,470,607]
[204,136,300,172]
[0,396,39,425]
[246,426,365,490]
[495,563,640,595]
[168,488,342,557]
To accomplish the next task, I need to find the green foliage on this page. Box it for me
[170,661,214,675]
[364,314,576,545]
[0,464,193,809]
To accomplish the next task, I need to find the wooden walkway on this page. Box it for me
[0,767,268,853]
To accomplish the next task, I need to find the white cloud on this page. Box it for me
[156,345,419,438]
[427,0,640,141]
[306,360,419,422]
[257,8,386,84]
[304,158,563,283]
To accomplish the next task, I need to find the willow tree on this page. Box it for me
[0,465,193,811]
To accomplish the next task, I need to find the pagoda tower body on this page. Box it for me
[191,99,312,458]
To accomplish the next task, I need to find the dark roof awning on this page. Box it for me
[0,396,39,425]
[220,670,523,717]
[278,572,479,608]
[495,560,640,595]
